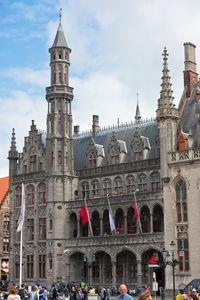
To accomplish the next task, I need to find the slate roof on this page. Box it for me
[0,176,9,205]
[73,121,159,170]
[178,85,198,147]
[52,23,68,48]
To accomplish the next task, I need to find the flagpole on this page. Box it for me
[106,194,117,235]
[84,197,93,236]
[134,191,142,233]
[19,228,23,287]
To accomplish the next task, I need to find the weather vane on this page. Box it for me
[59,8,62,23]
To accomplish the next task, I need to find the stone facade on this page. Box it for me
[8,20,200,292]
[0,176,10,280]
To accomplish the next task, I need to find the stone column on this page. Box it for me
[124,215,127,234]
[112,261,117,288]
[100,217,103,236]
[88,263,92,287]
[150,213,153,233]
[77,217,80,238]
[66,262,70,282]
[137,259,142,289]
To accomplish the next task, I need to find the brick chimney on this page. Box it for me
[74,125,80,137]
[92,115,99,136]
[184,42,198,98]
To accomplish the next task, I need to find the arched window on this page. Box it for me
[91,211,100,236]
[151,173,161,192]
[92,181,100,197]
[15,186,22,207]
[38,183,46,204]
[110,146,119,165]
[114,177,123,195]
[115,208,124,234]
[153,205,163,232]
[138,174,147,192]
[126,176,135,193]
[176,180,187,223]
[140,206,150,233]
[26,185,35,206]
[81,182,89,199]
[103,210,111,235]
[178,238,190,272]
[69,213,77,238]
[103,179,112,196]
[89,151,97,168]
[127,207,137,234]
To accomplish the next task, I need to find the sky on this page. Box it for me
[1,0,200,177]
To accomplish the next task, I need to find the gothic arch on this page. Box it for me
[114,246,137,259]
[172,175,190,190]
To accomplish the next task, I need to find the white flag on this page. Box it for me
[109,209,116,232]
[17,183,25,232]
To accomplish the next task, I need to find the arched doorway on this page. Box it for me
[69,252,86,284]
[116,250,137,287]
[92,251,112,286]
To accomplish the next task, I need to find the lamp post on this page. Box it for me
[156,242,184,300]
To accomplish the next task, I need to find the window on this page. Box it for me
[58,151,62,164]
[103,179,112,196]
[92,181,100,197]
[38,183,46,204]
[39,218,46,240]
[27,219,34,241]
[129,264,137,279]
[15,262,19,279]
[126,176,135,193]
[39,162,43,172]
[27,255,34,278]
[59,72,62,84]
[3,213,9,231]
[134,152,143,161]
[39,255,46,278]
[151,173,161,192]
[138,174,147,192]
[110,147,119,165]
[24,165,27,173]
[153,205,163,232]
[140,206,150,233]
[176,180,187,223]
[64,73,66,84]
[114,177,123,195]
[15,186,22,207]
[50,219,53,231]
[49,254,53,270]
[26,185,34,206]
[30,155,36,172]
[127,207,137,234]
[53,73,56,84]
[89,151,96,168]
[81,182,89,199]
[3,238,9,252]
[59,53,62,59]
[178,239,189,272]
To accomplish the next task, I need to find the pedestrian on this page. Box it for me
[52,285,58,300]
[38,287,45,300]
[138,292,152,300]
[18,284,28,300]
[7,286,21,300]
[82,286,88,300]
[0,289,3,300]
[100,287,107,300]
[106,288,111,300]
[30,286,38,300]
[115,285,134,300]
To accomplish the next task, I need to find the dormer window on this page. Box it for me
[89,151,97,168]
[110,146,119,165]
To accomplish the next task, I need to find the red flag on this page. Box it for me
[79,205,89,225]
[148,253,157,264]
[133,197,138,220]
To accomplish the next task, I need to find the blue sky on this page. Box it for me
[1,0,200,176]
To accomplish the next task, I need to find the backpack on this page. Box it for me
[19,289,25,300]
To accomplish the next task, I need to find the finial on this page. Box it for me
[136,92,139,104]
[59,8,62,23]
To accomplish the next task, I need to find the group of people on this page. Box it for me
[177,288,200,300]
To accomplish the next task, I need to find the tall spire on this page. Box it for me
[135,92,141,123]
[51,9,68,48]
[8,128,18,159]
[158,47,174,108]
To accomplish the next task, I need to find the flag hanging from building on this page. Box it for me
[133,197,138,220]
[148,253,159,267]
[17,183,25,232]
[109,210,116,232]
[79,205,89,225]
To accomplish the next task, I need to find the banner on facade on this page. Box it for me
[1,259,9,273]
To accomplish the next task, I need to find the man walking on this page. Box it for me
[116,285,134,300]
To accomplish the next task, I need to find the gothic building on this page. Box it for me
[8,19,200,293]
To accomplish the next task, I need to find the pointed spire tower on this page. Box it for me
[46,10,74,175]
[156,48,178,180]
[8,128,18,185]
[135,93,141,123]
[156,47,178,120]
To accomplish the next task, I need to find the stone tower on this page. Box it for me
[156,48,178,180]
[184,42,198,98]
[45,19,76,285]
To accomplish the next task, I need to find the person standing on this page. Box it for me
[106,288,111,300]
[100,287,107,300]
[52,285,58,300]
[115,285,134,300]
[7,287,21,300]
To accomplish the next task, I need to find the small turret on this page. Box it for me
[8,128,18,186]
[135,94,141,123]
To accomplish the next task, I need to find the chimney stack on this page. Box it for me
[92,115,99,137]
[74,125,80,137]
[184,42,198,98]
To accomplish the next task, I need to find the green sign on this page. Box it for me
[48,241,53,246]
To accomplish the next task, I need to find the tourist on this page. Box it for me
[115,285,134,300]
[138,291,152,300]
[7,286,21,300]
